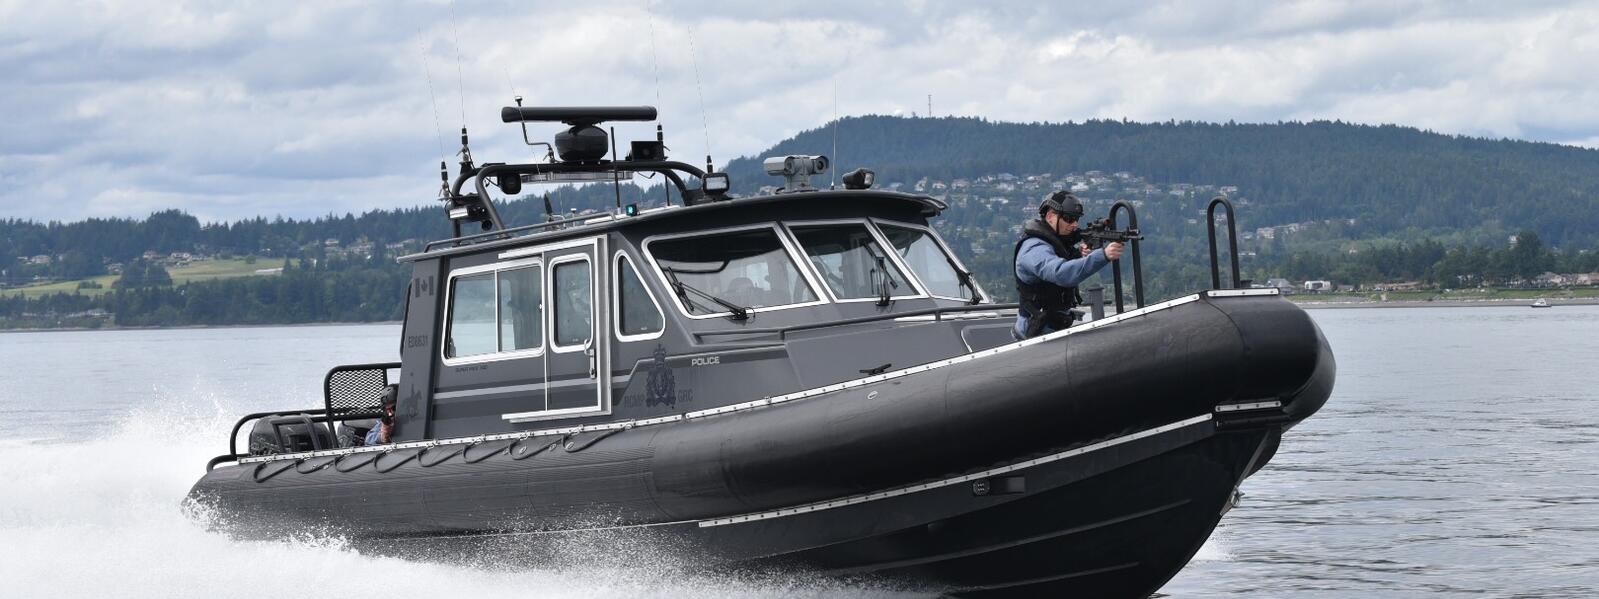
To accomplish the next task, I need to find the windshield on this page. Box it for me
[649,227,819,316]
[878,224,976,300]
[789,223,913,301]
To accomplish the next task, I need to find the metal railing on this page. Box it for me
[1206,196,1242,290]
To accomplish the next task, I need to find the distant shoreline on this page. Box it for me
[0,320,401,334]
[1292,298,1599,309]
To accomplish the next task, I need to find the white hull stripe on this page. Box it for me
[235,289,1277,465]
[697,413,1216,528]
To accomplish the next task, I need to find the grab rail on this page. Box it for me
[1206,196,1242,289]
[693,303,1019,341]
[1107,200,1145,312]
[207,361,401,471]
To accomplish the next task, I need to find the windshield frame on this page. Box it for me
[641,223,829,320]
[780,218,930,304]
[870,218,992,303]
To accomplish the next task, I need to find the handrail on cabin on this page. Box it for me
[693,303,1021,341]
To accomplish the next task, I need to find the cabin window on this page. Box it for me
[648,227,819,316]
[616,253,664,340]
[552,258,593,348]
[447,273,498,358]
[498,265,543,351]
[789,223,916,301]
[878,224,976,300]
[445,261,544,360]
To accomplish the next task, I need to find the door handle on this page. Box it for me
[585,340,597,379]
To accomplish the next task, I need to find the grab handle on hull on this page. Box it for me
[1206,196,1242,290]
[1107,201,1145,312]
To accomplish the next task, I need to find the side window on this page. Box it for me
[498,265,542,351]
[447,273,497,358]
[553,259,593,348]
[445,262,544,360]
[616,254,664,339]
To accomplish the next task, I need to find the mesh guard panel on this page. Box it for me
[324,364,394,419]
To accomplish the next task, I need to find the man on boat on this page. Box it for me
[365,385,398,445]
[1013,191,1125,339]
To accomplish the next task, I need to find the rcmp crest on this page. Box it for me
[645,344,676,407]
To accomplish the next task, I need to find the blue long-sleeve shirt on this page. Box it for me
[365,424,385,445]
[1014,239,1110,337]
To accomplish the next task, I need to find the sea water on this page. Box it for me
[1,307,1596,597]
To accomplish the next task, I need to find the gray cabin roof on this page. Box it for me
[398,189,947,263]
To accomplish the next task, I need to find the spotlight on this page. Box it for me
[842,168,875,190]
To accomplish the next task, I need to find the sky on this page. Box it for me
[3,0,1599,224]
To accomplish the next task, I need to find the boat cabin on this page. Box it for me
[364,106,1017,443]
[390,186,1018,441]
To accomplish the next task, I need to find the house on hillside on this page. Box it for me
[1576,273,1599,286]
[1534,272,1567,287]
[1303,280,1333,293]
[1264,278,1296,294]
[1374,281,1424,291]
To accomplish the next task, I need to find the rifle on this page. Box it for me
[1077,218,1143,250]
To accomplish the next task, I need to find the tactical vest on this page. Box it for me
[1013,219,1080,338]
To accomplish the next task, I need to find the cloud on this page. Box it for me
[3,0,1599,223]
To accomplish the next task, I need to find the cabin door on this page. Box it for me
[541,237,610,416]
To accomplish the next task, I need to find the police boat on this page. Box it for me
[188,105,1334,598]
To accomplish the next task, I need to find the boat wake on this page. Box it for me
[0,395,916,599]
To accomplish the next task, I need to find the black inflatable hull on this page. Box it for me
[189,291,1333,597]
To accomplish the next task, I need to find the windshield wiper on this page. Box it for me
[866,247,900,307]
[662,268,750,320]
[952,265,982,305]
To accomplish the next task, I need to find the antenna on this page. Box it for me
[832,79,839,190]
[512,95,555,162]
[417,31,449,196]
[928,94,932,118]
[687,27,713,173]
[447,0,469,129]
[611,126,622,209]
[644,0,663,111]
[643,0,667,204]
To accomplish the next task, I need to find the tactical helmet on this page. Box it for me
[1038,191,1085,219]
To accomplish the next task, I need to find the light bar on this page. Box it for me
[520,171,635,184]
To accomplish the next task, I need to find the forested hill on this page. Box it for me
[7,116,1599,329]
[723,116,1599,247]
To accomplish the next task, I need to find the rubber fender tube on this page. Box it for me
[510,437,559,461]
[253,460,298,483]
[463,439,515,463]
[563,428,624,453]
[418,444,466,467]
[334,452,379,473]
[374,448,421,473]
[295,456,337,474]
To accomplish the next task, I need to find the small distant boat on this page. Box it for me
[1531,298,1552,308]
